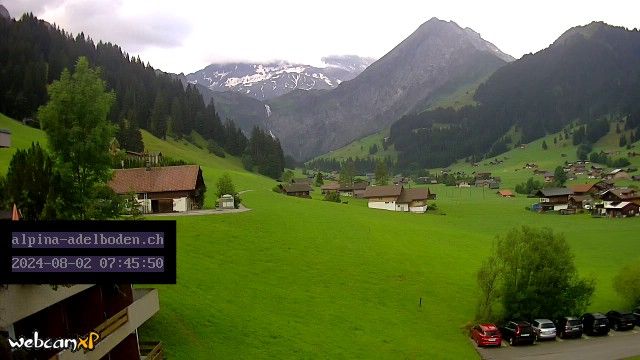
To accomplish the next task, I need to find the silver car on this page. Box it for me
[532,319,557,340]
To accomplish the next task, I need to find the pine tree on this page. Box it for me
[542,140,548,150]
[374,160,389,185]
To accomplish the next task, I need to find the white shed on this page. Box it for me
[220,194,234,209]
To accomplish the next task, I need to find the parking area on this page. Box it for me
[474,329,640,360]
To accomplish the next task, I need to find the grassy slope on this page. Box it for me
[2,114,639,359]
[434,127,640,188]
[0,114,47,171]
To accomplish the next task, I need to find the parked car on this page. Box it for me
[470,323,502,347]
[531,319,556,340]
[581,313,610,335]
[633,307,640,326]
[554,316,583,339]
[606,310,636,331]
[500,321,535,345]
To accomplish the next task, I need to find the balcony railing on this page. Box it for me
[139,341,163,360]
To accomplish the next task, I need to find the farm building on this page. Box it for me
[361,185,431,213]
[497,189,514,197]
[0,128,10,148]
[456,181,471,188]
[600,188,640,205]
[543,172,555,183]
[569,183,597,195]
[594,202,640,218]
[109,165,206,213]
[320,181,340,194]
[534,187,574,211]
[291,177,312,185]
[605,169,631,181]
[339,181,369,197]
[568,195,594,210]
[279,183,312,198]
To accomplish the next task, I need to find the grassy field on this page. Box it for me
[0,113,47,170]
[313,128,398,162]
[2,114,639,359]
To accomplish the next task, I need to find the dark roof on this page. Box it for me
[569,194,593,202]
[543,172,555,177]
[109,165,202,194]
[602,188,639,200]
[397,188,429,203]
[320,181,340,191]
[362,185,403,198]
[281,182,312,193]
[339,181,368,191]
[536,187,574,197]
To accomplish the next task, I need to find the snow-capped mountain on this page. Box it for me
[185,55,375,100]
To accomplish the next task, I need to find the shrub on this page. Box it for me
[323,192,341,203]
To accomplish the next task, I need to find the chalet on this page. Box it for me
[534,187,574,211]
[279,182,312,198]
[456,181,471,188]
[339,181,368,197]
[475,179,500,189]
[125,150,163,166]
[600,188,640,205]
[0,128,10,148]
[595,202,640,218]
[109,165,206,213]
[543,172,555,183]
[605,169,631,181]
[362,185,431,213]
[497,189,514,198]
[320,181,340,194]
[475,172,492,180]
[593,180,615,192]
[569,183,597,196]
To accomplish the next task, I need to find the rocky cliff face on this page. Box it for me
[265,18,512,160]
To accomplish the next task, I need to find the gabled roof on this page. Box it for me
[109,165,202,194]
[608,168,626,174]
[397,188,429,203]
[320,181,340,191]
[536,187,574,197]
[602,188,639,200]
[605,201,638,209]
[569,183,596,193]
[339,181,369,191]
[281,182,312,193]
[362,185,403,198]
[569,194,593,202]
[291,178,312,184]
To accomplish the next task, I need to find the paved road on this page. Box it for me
[474,329,640,360]
[150,204,251,216]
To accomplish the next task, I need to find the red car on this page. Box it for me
[471,323,502,347]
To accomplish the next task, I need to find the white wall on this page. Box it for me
[368,201,397,211]
[553,204,569,211]
[173,197,189,212]
[409,205,427,213]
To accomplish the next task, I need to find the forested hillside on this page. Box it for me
[390,22,640,169]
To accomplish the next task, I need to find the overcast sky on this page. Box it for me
[4,0,640,74]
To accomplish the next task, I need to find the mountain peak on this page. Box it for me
[553,21,626,47]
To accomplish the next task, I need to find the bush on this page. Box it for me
[272,185,282,193]
[427,202,438,211]
[613,263,640,307]
[323,191,341,203]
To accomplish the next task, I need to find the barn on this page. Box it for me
[109,165,206,213]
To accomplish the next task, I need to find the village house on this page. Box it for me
[475,172,492,180]
[362,185,432,213]
[291,177,312,185]
[457,181,471,188]
[594,201,640,218]
[125,150,164,166]
[339,181,369,198]
[600,188,640,205]
[109,165,206,213]
[605,169,631,181]
[569,183,597,196]
[543,172,555,183]
[534,187,574,211]
[0,128,10,148]
[279,182,312,198]
[475,179,500,189]
[497,189,515,197]
[320,181,340,194]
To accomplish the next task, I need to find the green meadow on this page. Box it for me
[2,115,639,358]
